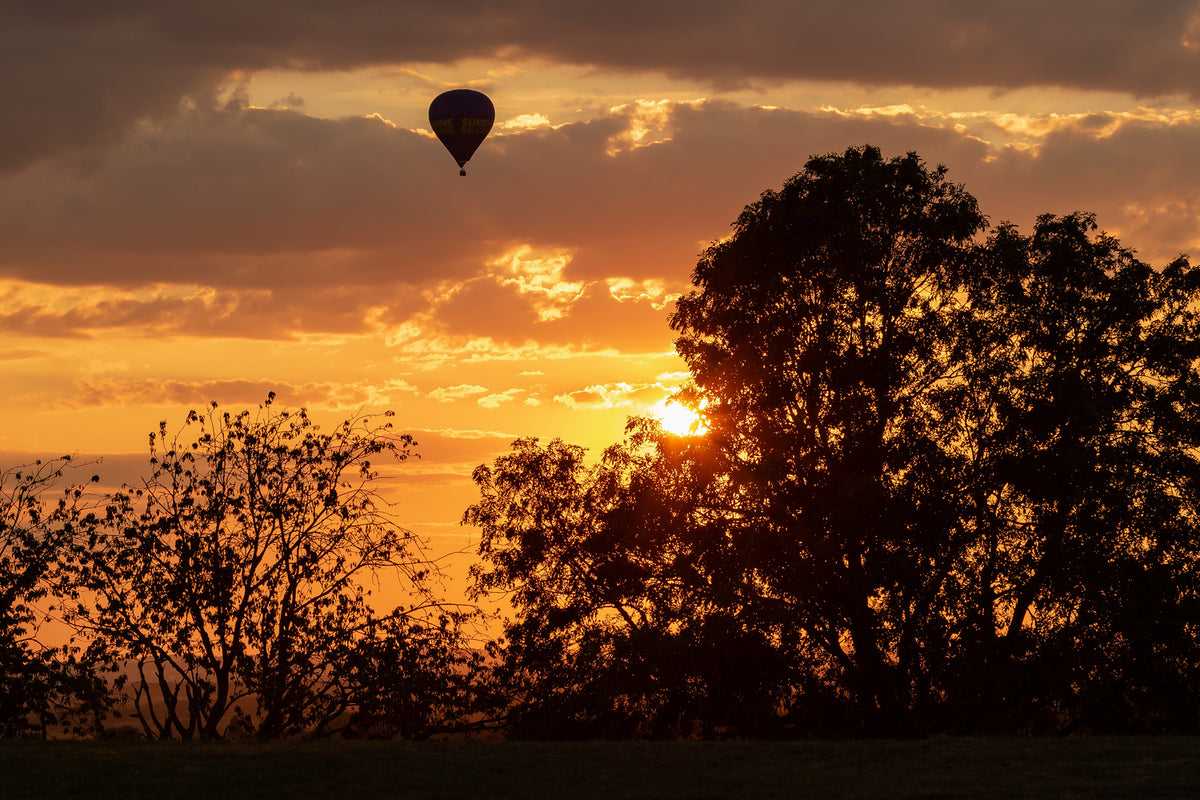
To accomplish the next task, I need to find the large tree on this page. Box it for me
[670,144,989,734]
[469,144,1200,737]
[63,397,476,739]
[670,146,1200,734]
[946,213,1200,732]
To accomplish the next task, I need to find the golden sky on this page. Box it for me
[6,2,1200,594]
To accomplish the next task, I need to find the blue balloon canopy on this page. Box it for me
[428,89,495,176]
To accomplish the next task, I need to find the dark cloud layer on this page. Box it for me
[0,101,974,289]
[6,1,1200,170]
[5,96,1200,346]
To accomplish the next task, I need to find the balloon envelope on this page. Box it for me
[428,89,495,175]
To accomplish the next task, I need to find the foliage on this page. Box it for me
[670,144,990,735]
[464,421,789,738]
[337,612,486,739]
[0,457,110,737]
[61,396,477,739]
[470,144,1200,737]
[670,147,1200,734]
[948,212,1200,732]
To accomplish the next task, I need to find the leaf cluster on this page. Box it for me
[466,145,1200,738]
[4,397,478,740]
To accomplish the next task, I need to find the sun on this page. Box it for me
[651,397,707,436]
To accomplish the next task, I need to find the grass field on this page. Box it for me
[3,737,1200,799]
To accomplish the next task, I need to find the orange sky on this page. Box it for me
[6,2,1200,601]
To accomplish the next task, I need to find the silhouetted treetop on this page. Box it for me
[470,144,1200,738]
[0,458,109,737]
[58,400,477,740]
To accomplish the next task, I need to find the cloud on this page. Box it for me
[428,384,489,403]
[423,245,677,350]
[7,1,1200,176]
[380,426,522,475]
[7,97,1200,352]
[477,392,519,408]
[487,244,584,320]
[0,349,46,361]
[0,281,429,339]
[425,279,542,344]
[0,108,480,287]
[971,115,1200,262]
[0,420,518,493]
[48,378,415,411]
[553,380,667,411]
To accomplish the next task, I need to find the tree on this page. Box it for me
[0,457,109,737]
[465,421,790,738]
[469,144,1200,737]
[336,611,485,739]
[669,146,1200,734]
[947,213,1200,732]
[63,396,475,739]
[670,144,988,734]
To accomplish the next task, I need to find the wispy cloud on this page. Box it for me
[428,384,489,403]
[49,378,416,411]
[553,381,668,411]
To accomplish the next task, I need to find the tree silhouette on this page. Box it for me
[63,397,475,739]
[946,213,1200,732]
[672,148,1200,734]
[465,422,790,737]
[671,144,988,734]
[470,145,1200,737]
[0,457,109,737]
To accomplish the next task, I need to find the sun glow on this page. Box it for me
[652,397,707,436]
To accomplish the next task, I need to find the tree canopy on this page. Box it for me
[468,145,1200,737]
[0,458,109,737]
[58,397,477,739]
[465,421,787,737]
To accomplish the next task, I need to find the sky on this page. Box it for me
[6,1,1200,597]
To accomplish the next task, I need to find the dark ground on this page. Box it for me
[3,737,1199,799]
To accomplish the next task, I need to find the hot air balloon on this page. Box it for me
[428,89,495,176]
